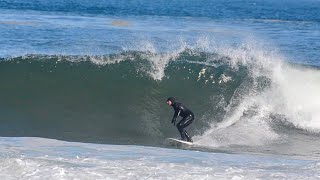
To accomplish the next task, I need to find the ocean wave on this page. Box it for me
[1,48,320,156]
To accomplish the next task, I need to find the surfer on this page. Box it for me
[166,97,194,142]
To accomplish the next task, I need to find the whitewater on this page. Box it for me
[1,137,320,179]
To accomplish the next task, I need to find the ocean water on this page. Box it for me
[1,0,320,179]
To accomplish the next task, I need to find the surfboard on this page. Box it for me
[167,138,193,145]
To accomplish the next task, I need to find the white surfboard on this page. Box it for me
[167,138,193,145]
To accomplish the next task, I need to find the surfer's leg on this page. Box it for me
[181,115,194,142]
[177,115,194,141]
[184,130,192,142]
[177,119,186,140]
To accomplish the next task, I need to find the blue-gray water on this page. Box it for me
[1,0,320,179]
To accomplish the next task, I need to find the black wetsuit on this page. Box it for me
[171,102,194,142]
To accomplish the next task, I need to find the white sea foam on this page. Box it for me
[195,38,320,148]
[0,137,319,180]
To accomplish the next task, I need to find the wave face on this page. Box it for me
[1,43,320,157]
[0,50,247,144]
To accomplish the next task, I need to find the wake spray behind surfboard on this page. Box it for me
[193,39,320,154]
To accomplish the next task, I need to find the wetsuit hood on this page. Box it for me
[167,97,176,105]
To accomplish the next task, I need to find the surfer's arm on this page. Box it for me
[171,109,181,124]
[171,111,178,124]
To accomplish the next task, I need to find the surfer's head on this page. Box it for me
[166,97,175,106]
